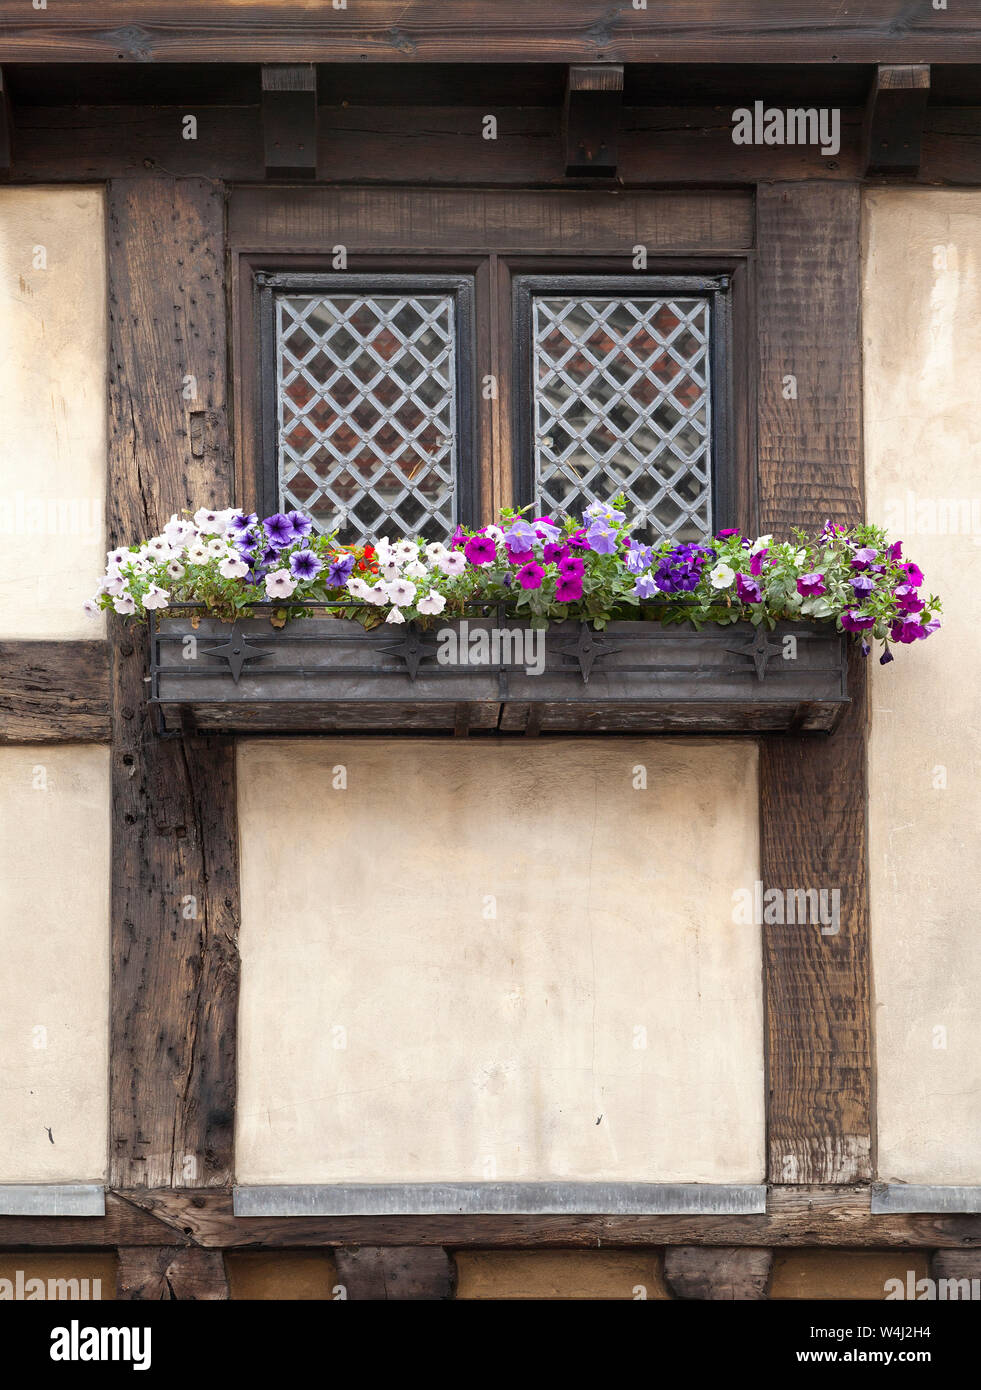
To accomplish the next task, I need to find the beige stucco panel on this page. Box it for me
[0,187,106,639]
[864,190,981,1183]
[236,738,763,1185]
[0,747,110,1181]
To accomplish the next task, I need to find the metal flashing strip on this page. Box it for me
[871,1184,981,1215]
[0,1184,105,1217]
[233,1182,767,1218]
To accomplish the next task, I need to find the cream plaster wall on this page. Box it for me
[0,187,106,639]
[864,190,981,1182]
[236,738,764,1185]
[0,747,110,1181]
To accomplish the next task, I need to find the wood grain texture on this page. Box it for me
[864,64,931,175]
[107,176,240,1190]
[107,1186,981,1250]
[756,183,872,1186]
[333,1247,455,1300]
[0,2,973,65]
[0,641,110,742]
[663,1247,772,1299]
[117,1246,228,1299]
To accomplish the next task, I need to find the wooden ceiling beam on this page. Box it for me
[864,63,931,176]
[261,63,318,180]
[563,63,623,177]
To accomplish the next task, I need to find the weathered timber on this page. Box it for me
[333,1247,455,1300]
[261,64,317,179]
[0,3,973,66]
[107,176,239,1189]
[0,641,110,743]
[864,64,931,175]
[0,66,11,170]
[117,1246,228,1299]
[663,1247,773,1299]
[563,64,623,176]
[757,183,872,1186]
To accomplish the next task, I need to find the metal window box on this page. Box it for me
[149,605,849,736]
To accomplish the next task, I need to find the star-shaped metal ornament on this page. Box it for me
[725,625,785,681]
[379,628,434,680]
[199,625,273,684]
[558,623,624,685]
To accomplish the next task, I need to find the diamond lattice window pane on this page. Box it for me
[276,293,459,542]
[531,296,713,543]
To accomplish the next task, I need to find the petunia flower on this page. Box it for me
[516,562,545,590]
[463,535,497,566]
[584,521,618,554]
[897,561,925,588]
[285,510,314,541]
[386,578,417,606]
[558,556,585,579]
[736,573,763,603]
[141,584,170,610]
[219,555,250,579]
[893,583,923,613]
[797,572,826,597]
[326,554,356,587]
[503,520,539,551]
[436,552,467,577]
[385,607,406,624]
[264,568,296,599]
[505,543,535,566]
[113,594,136,615]
[633,575,661,599]
[543,542,570,565]
[749,549,768,577]
[709,562,735,589]
[840,609,875,631]
[555,576,583,602]
[263,513,295,548]
[417,590,447,615]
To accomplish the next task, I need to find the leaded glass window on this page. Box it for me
[270,279,471,542]
[526,289,716,544]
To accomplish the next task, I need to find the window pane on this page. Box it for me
[531,296,712,543]
[276,293,459,542]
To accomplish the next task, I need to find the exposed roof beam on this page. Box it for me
[261,64,317,180]
[863,63,931,176]
[563,63,623,177]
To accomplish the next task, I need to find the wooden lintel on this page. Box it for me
[864,64,930,176]
[0,640,110,743]
[333,1247,455,1300]
[1,1185,975,1251]
[261,63,318,180]
[563,64,623,178]
[0,66,11,172]
[663,1247,772,1299]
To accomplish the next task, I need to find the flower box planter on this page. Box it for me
[149,608,849,736]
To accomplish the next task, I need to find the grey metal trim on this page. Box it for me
[871,1184,981,1214]
[233,1182,767,1218]
[0,1184,105,1217]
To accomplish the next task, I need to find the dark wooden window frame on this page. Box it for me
[254,269,479,534]
[511,271,735,536]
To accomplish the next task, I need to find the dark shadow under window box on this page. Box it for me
[150,607,849,736]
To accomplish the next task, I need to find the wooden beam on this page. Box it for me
[0,3,973,66]
[563,64,623,177]
[663,1247,772,1299]
[0,641,110,743]
[5,1185,964,1250]
[864,64,931,176]
[107,176,240,1191]
[0,66,11,171]
[333,1247,455,1299]
[117,1246,228,1299]
[261,64,317,180]
[757,183,872,1185]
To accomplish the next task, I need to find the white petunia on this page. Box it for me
[193,507,224,534]
[385,607,406,624]
[219,555,249,579]
[385,578,417,607]
[379,561,401,582]
[751,534,773,555]
[403,560,428,580]
[163,516,196,547]
[392,540,417,563]
[186,543,210,564]
[206,537,230,558]
[113,594,136,615]
[101,574,127,597]
[346,577,372,601]
[416,590,446,616]
[166,560,185,580]
[483,525,505,544]
[365,584,388,606]
[425,541,448,562]
[106,548,129,572]
[144,536,177,561]
[436,552,467,577]
[264,568,296,599]
[709,562,735,589]
[82,598,101,618]
[141,584,170,611]
[131,558,151,576]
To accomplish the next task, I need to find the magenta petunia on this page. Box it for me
[555,576,583,602]
[464,535,497,566]
[893,583,924,613]
[505,543,535,566]
[736,573,762,604]
[558,555,585,579]
[796,572,826,597]
[897,561,924,588]
[516,562,545,590]
[543,542,569,564]
[749,548,768,577]
[840,609,875,632]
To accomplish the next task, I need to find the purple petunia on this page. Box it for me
[228,511,258,533]
[326,553,357,587]
[289,549,323,581]
[893,583,924,614]
[505,543,535,566]
[286,510,314,542]
[559,556,585,579]
[840,609,875,632]
[502,519,539,551]
[262,513,295,548]
[464,535,497,566]
[633,575,661,599]
[850,573,875,597]
[584,521,619,554]
[797,572,826,597]
[516,562,545,590]
[736,573,763,604]
[850,547,879,570]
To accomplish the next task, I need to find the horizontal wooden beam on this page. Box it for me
[0,3,973,65]
[0,1186,972,1250]
[864,63,931,175]
[0,640,110,743]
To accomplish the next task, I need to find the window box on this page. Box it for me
[149,608,848,736]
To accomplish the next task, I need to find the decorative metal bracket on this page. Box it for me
[379,628,436,680]
[558,622,625,684]
[725,625,785,681]
[199,625,273,685]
